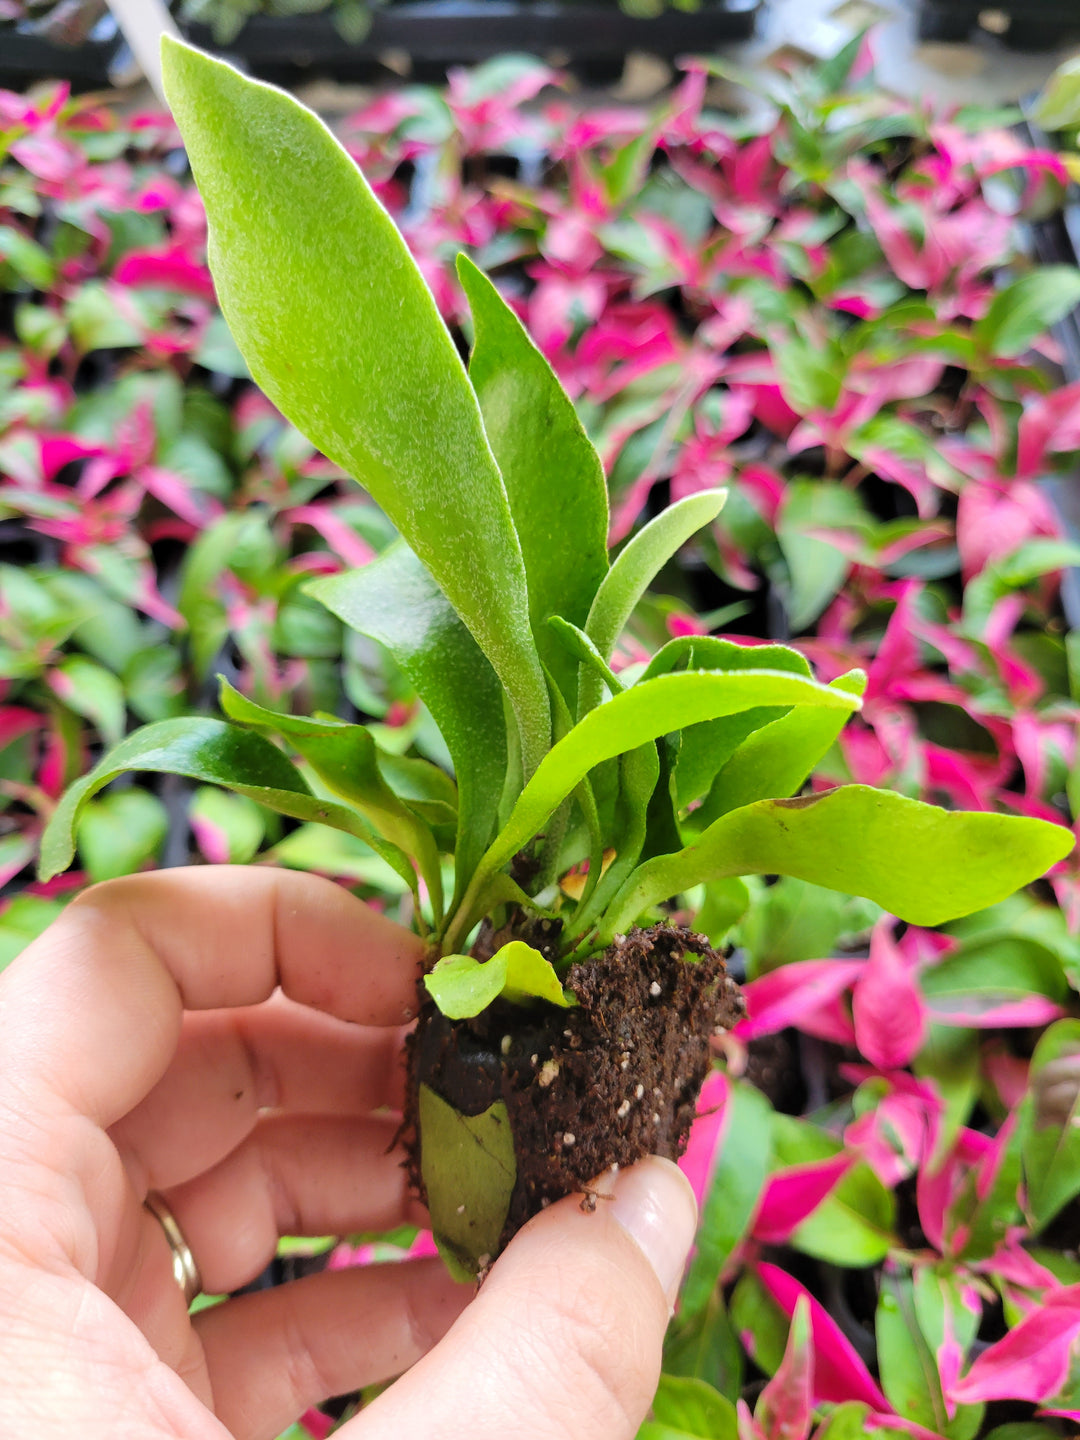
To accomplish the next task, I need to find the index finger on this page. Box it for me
[0,867,425,1131]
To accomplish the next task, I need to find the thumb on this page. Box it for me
[349,1156,697,1440]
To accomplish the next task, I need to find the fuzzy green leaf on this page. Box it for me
[307,545,506,904]
[600,786,1074,941]
[652,638,811,810]
[160,38,549,777]
[579,490,727,719]
[458,255,609,709]
[219,677,443,917]
[38,717,417,897]
[418,1084,516,1274]
[450,668,859,947]
[424,942,576,1020]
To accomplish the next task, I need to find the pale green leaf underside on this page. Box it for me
[307,545,506,902]
[37,717,417,896]
[600,786,1075,939]
[218,677,443,917]
[160,38,549,776]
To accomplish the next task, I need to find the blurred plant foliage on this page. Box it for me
[3,32,1080,1438]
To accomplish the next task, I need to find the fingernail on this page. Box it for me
[604,1156,698,1307]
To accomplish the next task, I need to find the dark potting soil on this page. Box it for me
[405,921,745,1255]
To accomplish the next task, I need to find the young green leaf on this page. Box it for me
[37,717,418,901]
[449,668,860,948]
[458,255,609,708]
[424,941,576,1020]
[548,616,626,700]
[218,677,443,918]
[160,38,550,778]
[307,545,506,903]
[578,490,727,719]
[689,669,867,826]
[600,786,1075,941]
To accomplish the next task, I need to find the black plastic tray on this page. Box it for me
[184,0,759,79]
[918,1,1080,50]
[0,27,122,89]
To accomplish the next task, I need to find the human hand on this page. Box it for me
[0,867,697,1440]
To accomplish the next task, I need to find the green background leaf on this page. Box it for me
[974,268,1080,359]
[681,1080,773,1316]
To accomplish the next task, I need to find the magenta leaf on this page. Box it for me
[755,1295,814,1440]
[950,1285,1080,1407]
[753,1156,852,1245]
[735,959,864,1044]
[852,919,928,1070]
[757,1263,890,1411]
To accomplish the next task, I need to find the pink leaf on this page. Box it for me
[114,244,215,299]
[287,506,377,570]
[752,1155,851,1244]
[756,1263,890,1411]
[189,815,231,867]
[852,919,928,1069]
[926,994,1064,1029]
[299,1409,334,1439]
[756,1294,814,1440]
[917,1128,990,1255]
[679,1068,730,1207]
[844,1087,934,1188]
[735,959,864,1044]
[949,1285,1080,1406]
[0,706,43,751]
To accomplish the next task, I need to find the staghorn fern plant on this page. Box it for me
[39,39,1075,1281]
